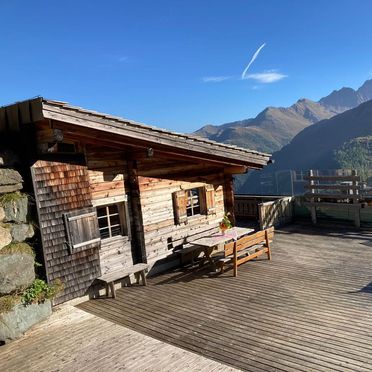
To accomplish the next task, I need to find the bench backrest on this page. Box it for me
[224,227,274,257]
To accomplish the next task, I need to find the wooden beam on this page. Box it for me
[127,160,147,264]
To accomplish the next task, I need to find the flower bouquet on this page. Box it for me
[219,212,233,234]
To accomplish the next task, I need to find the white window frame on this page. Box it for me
[93,196,130,241]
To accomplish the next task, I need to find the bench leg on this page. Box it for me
[109,282,116,299]
[217,262,224,274]
[134,272,140,284]
[105,283,109,297]
[233,263,238,277]
[124,276,132,286]
[140,270,147,286]
[266,246,271,260]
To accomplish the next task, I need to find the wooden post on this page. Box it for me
[352,170,358,204]
[265,230,271,260]
[127,160,147,264]
[224,174,235,226]
[351,170,361,228]
[309,170,317,225]
[233,241,238,277]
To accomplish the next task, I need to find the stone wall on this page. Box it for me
[0,152,52,343]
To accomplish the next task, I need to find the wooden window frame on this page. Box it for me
[94,198,131,242]
[97,203,124,240]
[186,188,202,217]
[173,185,216,225]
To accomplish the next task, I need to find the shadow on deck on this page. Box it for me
[78,224,372,372]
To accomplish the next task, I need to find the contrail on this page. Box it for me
[241,43,266,79]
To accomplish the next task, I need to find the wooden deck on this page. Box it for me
[1,304,237,372]
[78,225,372,372]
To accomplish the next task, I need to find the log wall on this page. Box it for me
[137,172,226,268]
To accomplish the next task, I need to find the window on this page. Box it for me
[173,185,216,225]
[97,203,127,240]
[186,188,201,217]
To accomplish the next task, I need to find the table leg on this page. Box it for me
[198,246,216,271]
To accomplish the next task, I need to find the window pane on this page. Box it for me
[98,217,108,229]
[99,227,110,239]
[97,207,106,217]
[108,204,119,214]
[193,205,201,215]
[111,225,122,237]
[110,214,121,227]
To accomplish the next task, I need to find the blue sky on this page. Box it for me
[1,0,372,132]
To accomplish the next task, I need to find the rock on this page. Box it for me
[0,184,23,194]
[0,300,52,343]
[0,254,35,294]
[11,224,34,242]
[0,169,23,186]
[0,225,12,250]
[0,207,5,222]
[2,194,28,223]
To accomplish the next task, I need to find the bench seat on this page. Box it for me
[97,263,148,298]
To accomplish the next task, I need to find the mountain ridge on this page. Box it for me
[239,98,372,194]
[194,79,372,154]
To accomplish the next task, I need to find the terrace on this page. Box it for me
[2,223,372,371]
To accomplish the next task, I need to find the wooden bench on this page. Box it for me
[97,263,148,298]
[216,227,274,276]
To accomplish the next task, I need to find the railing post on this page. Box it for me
[309,170,317,225]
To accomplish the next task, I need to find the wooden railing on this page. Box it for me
[304,170,362,227]
[235,195,294,229]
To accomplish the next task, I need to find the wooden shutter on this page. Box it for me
[172,190,188,224]
[63,207,101,252]
[204,185,216,215]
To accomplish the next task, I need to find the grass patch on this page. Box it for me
[0,191,25,207]
[0,295,21,314]
[0,242,34,256]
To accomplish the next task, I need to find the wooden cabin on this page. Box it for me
[0,98,270,304]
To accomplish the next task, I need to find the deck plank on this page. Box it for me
[78,225,372,371]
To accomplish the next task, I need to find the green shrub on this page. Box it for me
[22,279,64,305]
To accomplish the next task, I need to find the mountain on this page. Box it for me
[239,99,372,193]
[195,79,372,154]
[319,80,372,112]
[266,99,372,171]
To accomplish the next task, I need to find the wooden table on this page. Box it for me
[187,227,254,267]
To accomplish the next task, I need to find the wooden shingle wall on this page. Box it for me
[31,160,101,304]
[85,147,134,275]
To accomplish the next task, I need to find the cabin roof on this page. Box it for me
[0,97,271,168]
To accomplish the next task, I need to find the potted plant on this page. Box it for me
[219,212,233,234]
